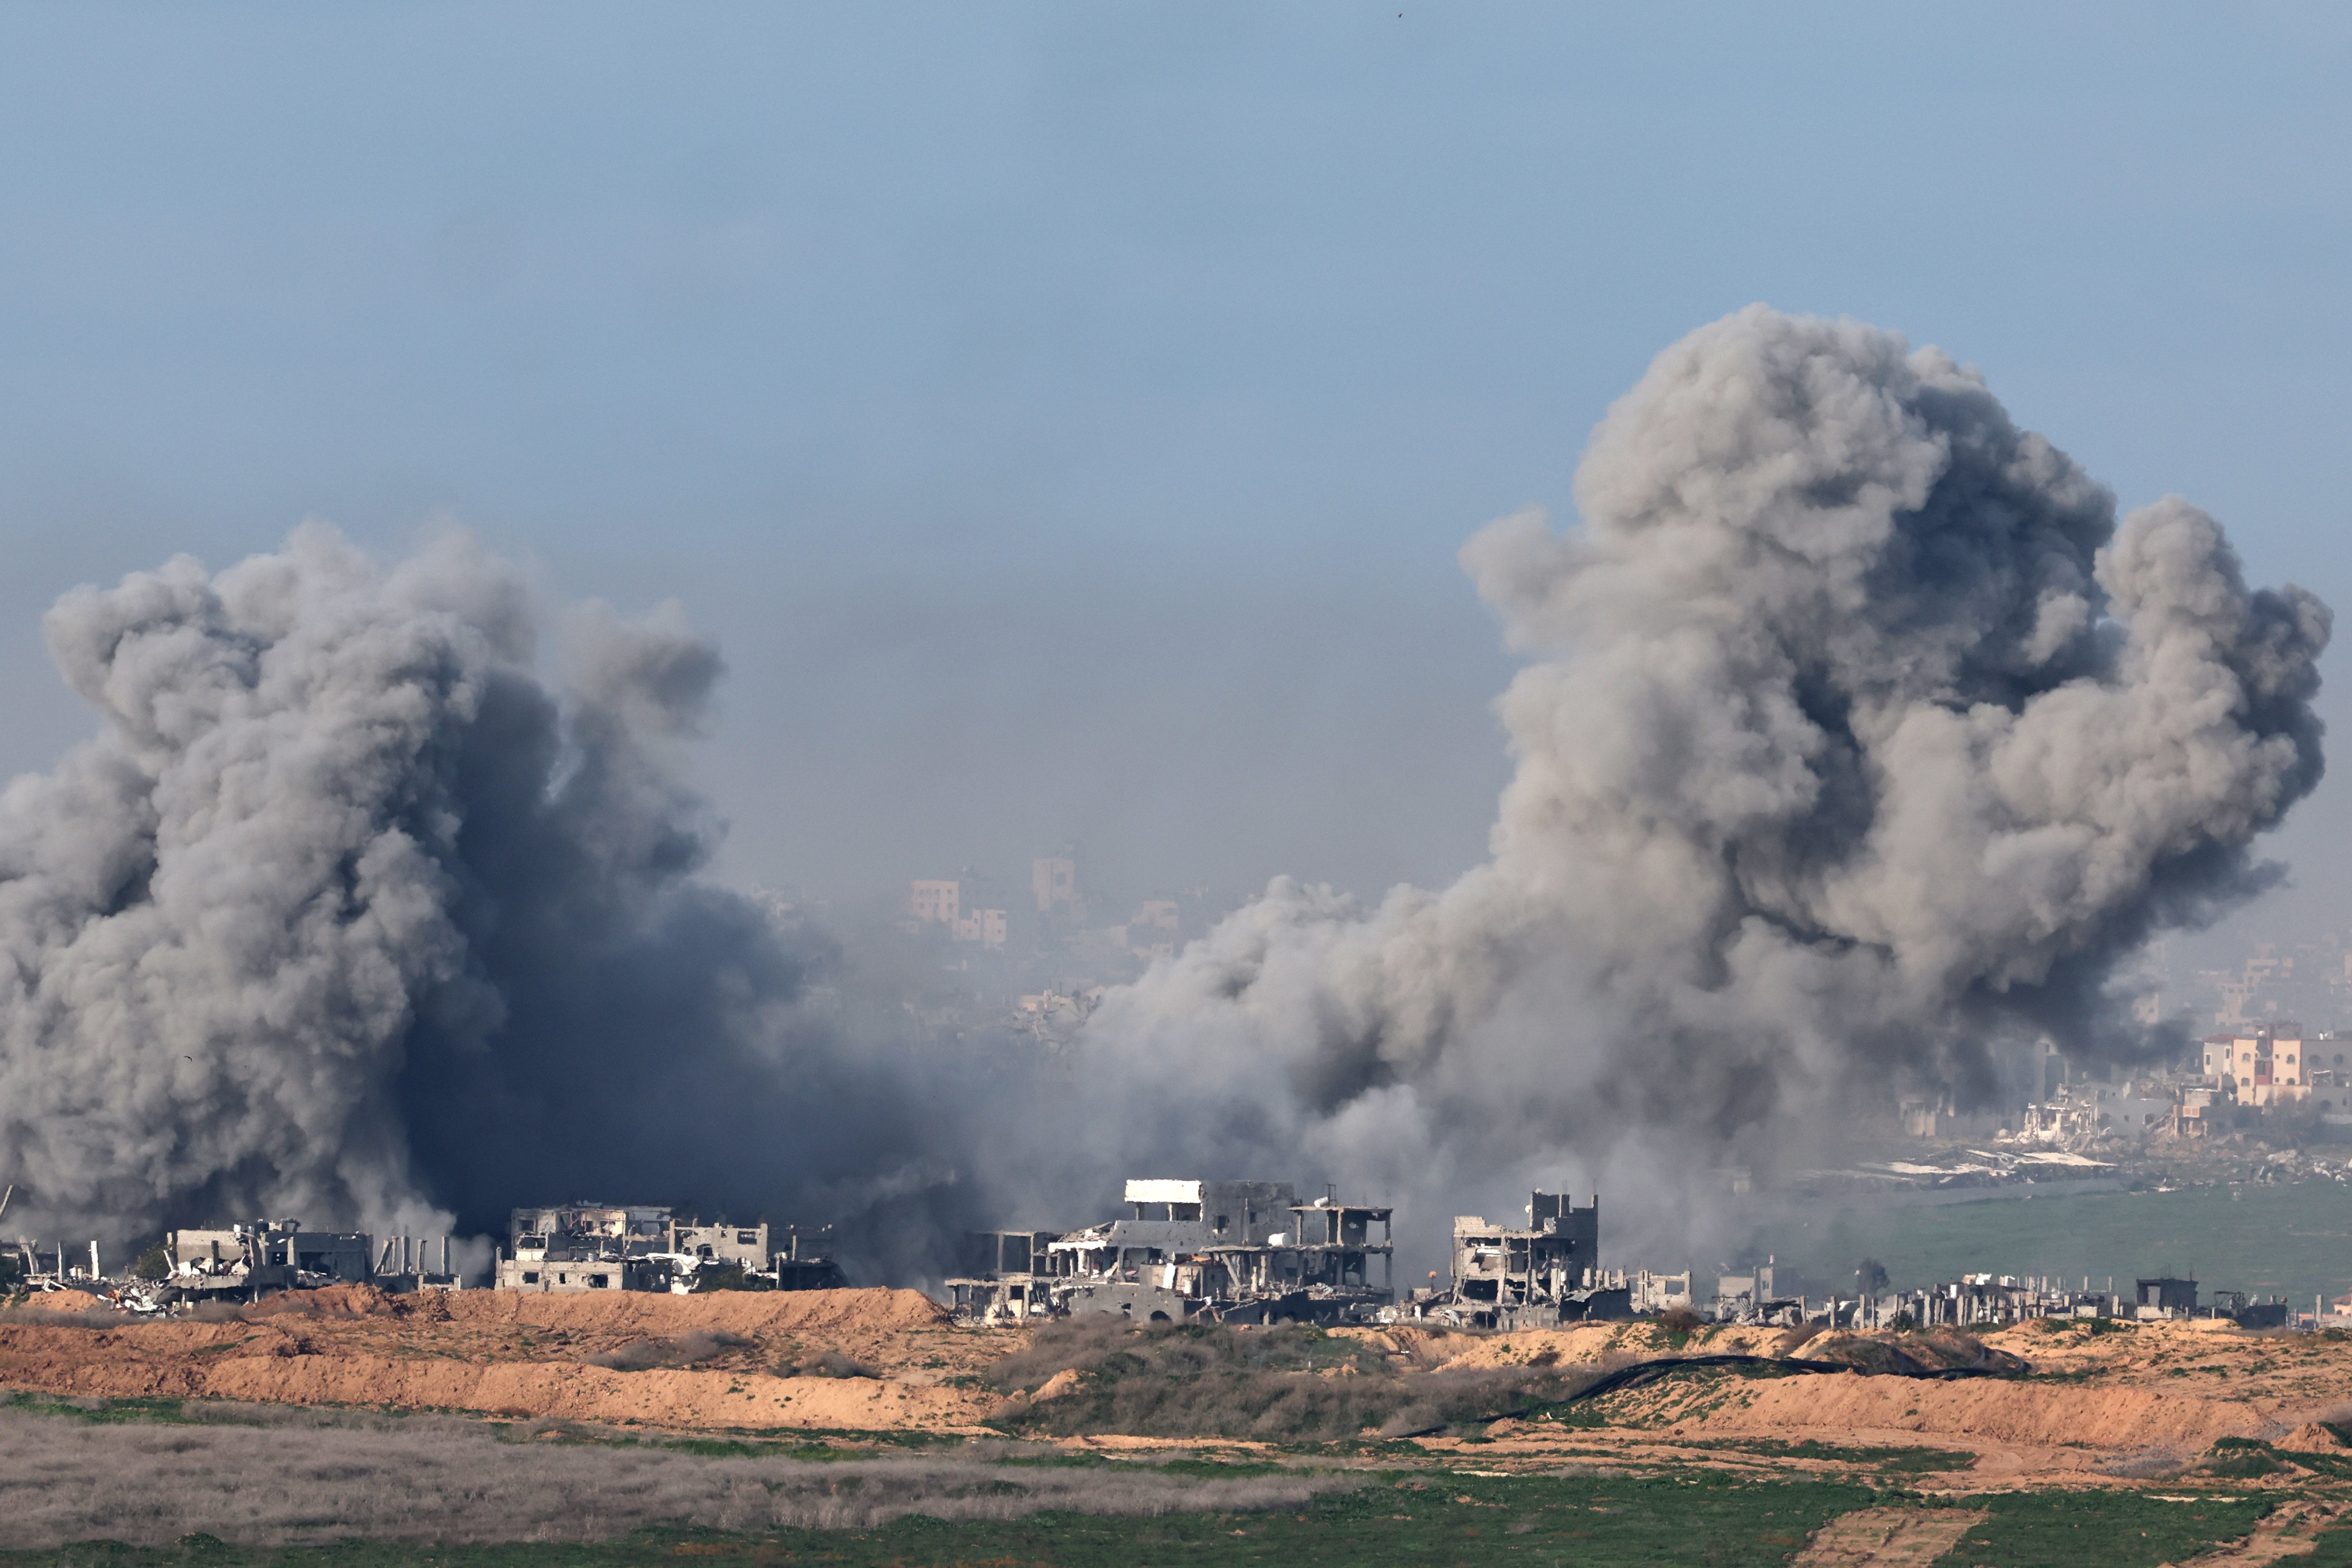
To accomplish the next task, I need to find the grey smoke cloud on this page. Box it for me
[0,523,940,1250]
[1075,306,2329,1210]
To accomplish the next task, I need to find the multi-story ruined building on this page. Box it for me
[670,1220,771,1269]
[497,1203,681,1292]
[1444,1192,1615,1328]
[163,1220,378,1299]
[495,1204,846,1293]
[508,1204,674,1259]
[953,1178,1395,1324]
[945,1230,1056,1320]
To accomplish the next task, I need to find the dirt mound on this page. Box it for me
[1657,1366,2263,1451]
[0,1283,993,1434]
[444,1286,947,1338]
[23,1290,106,1314]
[2279,1422,2349,1452]
[294,1283,396,1316]
[1802,1329,2028,1377]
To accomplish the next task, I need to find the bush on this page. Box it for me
[1652,1305,1703,1348]
[132,1247,171,1282]
[2206,1437,2287,1479]
[986,1319,1599,1441]
[585,1331,753,1371]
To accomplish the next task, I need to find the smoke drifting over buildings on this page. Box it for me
[1077,306,2330,1209]
[0,306,2330,1266]
[0,524,930,1248]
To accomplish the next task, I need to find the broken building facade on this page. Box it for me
[154,1219,456,1301]
[1427,1192,1619,1329]
[948,1178,1394,1325]
[494,1203,844,1293]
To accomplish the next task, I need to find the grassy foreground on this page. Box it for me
[0,1472,2292,1568]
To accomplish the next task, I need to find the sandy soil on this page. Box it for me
[1328,1316,2352,1489]
[0,1286,1005,1432]
[7,1292,2352,1490]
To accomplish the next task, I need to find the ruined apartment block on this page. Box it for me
[949,1178,1394,1325]
[152,1219,455,1301]
[495,1203,843,1293]
[1439,1192,1621,1328]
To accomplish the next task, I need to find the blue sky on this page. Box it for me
[2,4,2348,937]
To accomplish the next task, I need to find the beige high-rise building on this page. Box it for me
[911,880,961,923]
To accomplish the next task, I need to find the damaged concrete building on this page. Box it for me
[949,1178,1395,1324]
[945,1230,1056,1321]
[496,1203,677,1292]
[1425,1192,1624,1328]
[494,1204,846,1293]
[158,1220,454,1301]
[771,1227,850,1291]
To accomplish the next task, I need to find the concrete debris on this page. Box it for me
[0,1216,454,1312]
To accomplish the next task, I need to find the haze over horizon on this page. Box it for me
[1,6,2347,965]
[2,5,2351,1272]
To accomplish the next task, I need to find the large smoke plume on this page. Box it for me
[1068,307,2329,1224]
[0,524,937,1250]
[0,306,2330,1270]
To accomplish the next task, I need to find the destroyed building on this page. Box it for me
[670,1220,772,1269]
[1431,1192,1621,1328]
[771,1227,849,1290]
[949,1178,1395,1324]
[496,1203,677,1292]
[151,1220,463,1300]
[945,1230,1055,1320]
[494,1203,846,1293]
[163,1221,377,1300]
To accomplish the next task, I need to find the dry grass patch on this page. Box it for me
[0,1398,1359,1549]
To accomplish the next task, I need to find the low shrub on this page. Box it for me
[586,1330,754,1372]
[986,1318,1599,1441]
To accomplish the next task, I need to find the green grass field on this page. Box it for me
[0,1472,2305,1568]
[1755,1178,2352,1305]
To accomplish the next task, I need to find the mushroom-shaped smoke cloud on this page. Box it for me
[1078,307,2328,1204]
[0,524,917,1247]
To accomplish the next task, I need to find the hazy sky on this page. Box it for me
[3,4,2348,942]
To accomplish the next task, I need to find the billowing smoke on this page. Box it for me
[1068,307,2329,1225]
[0,523,942,1251]
[0,307,2328,1275]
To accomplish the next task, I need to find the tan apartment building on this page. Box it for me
[911,880,962,923]
[2204,1025,2318,1106]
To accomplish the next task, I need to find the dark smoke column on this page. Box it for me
[0,524,902,1247]
[1083,306,2329,1194]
